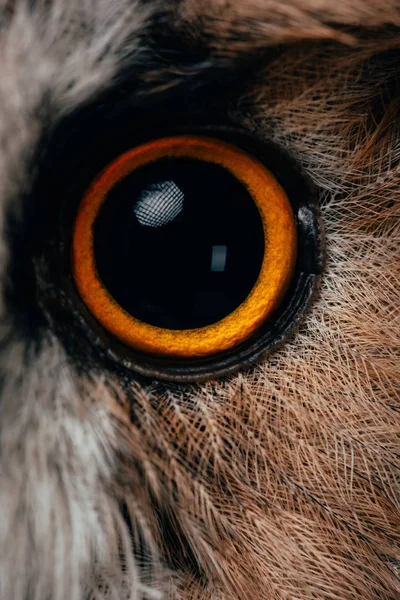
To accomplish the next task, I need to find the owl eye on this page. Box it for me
[71,132,323,381]
[72,136,295,353]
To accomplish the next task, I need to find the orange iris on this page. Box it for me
[72,135,297,357]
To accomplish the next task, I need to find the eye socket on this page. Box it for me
[72,135,297,358]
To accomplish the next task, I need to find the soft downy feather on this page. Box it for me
[0,1,399,599]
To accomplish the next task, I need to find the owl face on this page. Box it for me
[0,2,399,599]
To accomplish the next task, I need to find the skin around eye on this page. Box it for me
[72,135,297,357]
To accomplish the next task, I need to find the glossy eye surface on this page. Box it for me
[72,135,297,358]
[93,159,266,331]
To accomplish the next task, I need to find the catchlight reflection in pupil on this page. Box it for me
[93,159,265,330]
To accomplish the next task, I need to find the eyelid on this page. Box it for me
[47,124,324,383]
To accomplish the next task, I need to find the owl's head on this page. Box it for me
[0,2,399,599]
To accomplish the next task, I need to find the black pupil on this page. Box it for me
[93,158,265,330]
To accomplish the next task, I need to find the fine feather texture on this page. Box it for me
[0,1,399,600]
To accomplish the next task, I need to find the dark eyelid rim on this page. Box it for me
[53,123,324,382]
